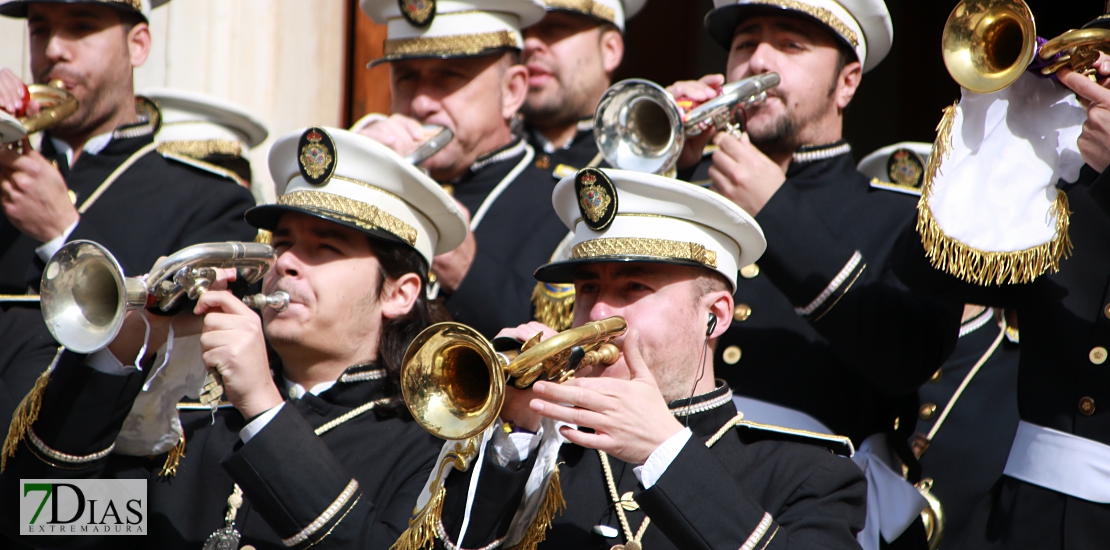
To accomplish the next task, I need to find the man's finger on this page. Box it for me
[533,380,612,412]
[530,398,608,429]
[558,425,608,450]
[621,329,656,386]
[194,289,249,316]
[1060,68,1110,105]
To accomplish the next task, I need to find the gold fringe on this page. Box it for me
[390,485,446,550]
[531,283,575,332]
[2,346,63,472]
[916,101,1072,285]
[158,436,186,478]
[511,464,566,550]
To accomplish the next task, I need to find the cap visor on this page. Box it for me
[367,47,517,68]
[245,203,419,257]
[534,256,713,284]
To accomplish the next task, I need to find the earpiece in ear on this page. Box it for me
[706,312,717,336]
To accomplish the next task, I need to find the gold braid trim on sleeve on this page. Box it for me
[916,102,1072,285]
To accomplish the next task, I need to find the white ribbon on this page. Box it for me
[1003,420,1110,503]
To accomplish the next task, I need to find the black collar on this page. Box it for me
[667,380,739,437]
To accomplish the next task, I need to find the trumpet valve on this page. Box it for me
[242,290,290,312]
[581,342,621,368]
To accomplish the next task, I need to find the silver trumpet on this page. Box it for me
[41,240,288,353]
[594,73,780,175]
[404,124,454,165]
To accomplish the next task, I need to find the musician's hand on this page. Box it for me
[668,74,725,170]
[431,201,475,293]
[529,329,684,465]
[0,142,78,242]
[357,113,427,157]
[0,69,38,116]
[1060,60,1110,173]
[195,290,282,419]
[496,322,559,432]
[708,130,786,215]
[105,309,175,368]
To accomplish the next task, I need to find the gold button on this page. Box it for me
[1080,396,1096,416]
[1105,304,1110,319]
[67,190,77,204]
[733,303,752,322]
[919,403,937,421]
[893,417,900,431]
[1091,346,1108,365]
[740,263,760,279]
[535,154,550,170]
[929,369,942,383]
[722,345,742,365]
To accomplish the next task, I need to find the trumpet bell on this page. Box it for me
[40,241,137,353]
[594,79,684,175]
[401,322,506,440]
[942,0,1037,93]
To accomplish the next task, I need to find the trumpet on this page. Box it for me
[0,80,79,144]
[401,317,627,440]
[942,0,1110,93]
[40,240,287,353]
[404,124,454,165]
[593,73,780,175]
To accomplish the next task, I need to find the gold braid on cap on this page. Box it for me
[545,0,616,24]
[746,0,860,47]
[383,30,518,58]
[572,237,718,268]
[104,0,143,12]
[278,190,418,246]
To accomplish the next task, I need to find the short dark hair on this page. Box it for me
[118,10,144,33]
[829,37,856,96]
[373,238,451,409]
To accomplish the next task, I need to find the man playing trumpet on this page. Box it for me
[395,167,867,550]
[0,127,468,549]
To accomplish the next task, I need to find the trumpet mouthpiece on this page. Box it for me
[243,291,289,312]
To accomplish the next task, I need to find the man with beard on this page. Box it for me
[522,0,643,179]
[0,0,255,425]
[358,0,569,339]
[667,2,962,549]
[393,167,868,550]
[0,127,468,549]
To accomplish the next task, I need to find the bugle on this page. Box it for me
[1,80,78,144]
[401,316,627,440]
[40,240,287,353]
[593,73,780,175]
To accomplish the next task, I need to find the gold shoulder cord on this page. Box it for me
[598,450,650,550]
[204,396,393,549]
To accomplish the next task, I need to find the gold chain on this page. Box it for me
[598,450,651,548]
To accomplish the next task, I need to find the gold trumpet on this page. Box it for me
[0,80,79,144]
[943,0,1110,93]
[401,317,627,440]
[40,240,287,353]
[593,73,780,175]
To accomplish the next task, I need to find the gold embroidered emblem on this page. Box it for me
[887,148,925,187]
[298,127,336,185]
[576,168,616,231]
[399,0,436,27]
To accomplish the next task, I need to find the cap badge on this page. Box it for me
[888,148,925,188]
[576,168,617,231]
[399,0,436,27]
[298,127,336,185]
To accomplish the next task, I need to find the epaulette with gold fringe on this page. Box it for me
[2,346,64,472]
[532,282,575,332]
[159,149,249,189]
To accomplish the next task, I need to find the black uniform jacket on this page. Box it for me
[446,138,568,338]
[914,309,1019,550]
[0,353,442,550]
[0,308,59,436]
[683,144,962,446]
[0,123,257,295]
[527,119,604,179]
[438,383,867,549]
[892,168,1110,549]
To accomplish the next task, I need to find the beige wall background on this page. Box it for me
[0,0,349,204]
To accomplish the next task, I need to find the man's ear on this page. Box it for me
[706,289,733,339]
[600,29,624,76]
[834,60,862,111]
[501,59,529,121]
[380,272,423,319]
[127,22,151,67]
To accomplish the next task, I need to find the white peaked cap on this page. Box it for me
[539,0,647,31]
[705,0,892,73]
[361,0,547,66]
[249,127,468,265]
[534,168,766,289]
[142,88,269,152]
